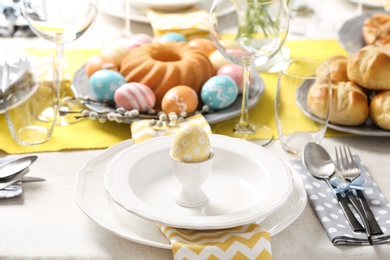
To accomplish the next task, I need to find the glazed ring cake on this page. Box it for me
[120,41,215,108]
[362,13,390,45]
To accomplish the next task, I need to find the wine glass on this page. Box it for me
[209,0,289,144]
[20,0,98,126]
[384,0,390,10]
[123,0,132,38]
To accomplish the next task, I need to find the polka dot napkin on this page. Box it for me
[289,156,390,245]
[0,182,22,199]
[0,158,23,199]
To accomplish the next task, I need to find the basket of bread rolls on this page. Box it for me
[307,12,390,131]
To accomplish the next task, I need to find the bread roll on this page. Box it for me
[362,13,390,45]
[347,45,390,90]
[316,55,349,83]
[370,90,390,130]
[307,81,369,126]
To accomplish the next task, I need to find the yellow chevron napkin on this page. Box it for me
[147,7,210,39]
[158,223,272,260]
[131,113,212,143]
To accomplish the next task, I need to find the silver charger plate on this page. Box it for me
[338,10,390,54]
[71,65,265,124]
[296,80,390,137]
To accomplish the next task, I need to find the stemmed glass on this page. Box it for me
[209,0,289,144]
[20,0,98,126]
[384,0,390,10]
[124,0,132,38]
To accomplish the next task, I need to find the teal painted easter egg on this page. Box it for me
[159,32,187,43]
[201,75,238,110]
[89,70,126,101]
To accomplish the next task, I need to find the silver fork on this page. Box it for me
[335,145,383,236]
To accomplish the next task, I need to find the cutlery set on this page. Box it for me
[303,142,383,245]
[0,155,45,194]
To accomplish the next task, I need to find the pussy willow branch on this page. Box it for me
[237,0,289,38]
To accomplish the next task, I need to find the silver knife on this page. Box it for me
[333,167,373,244]
[20,176,46,182]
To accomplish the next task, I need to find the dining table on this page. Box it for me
[1,0,390,259]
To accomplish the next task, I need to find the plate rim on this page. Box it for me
[74,138,306,249]
[104,134,295,230]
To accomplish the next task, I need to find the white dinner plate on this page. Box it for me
[71,65,265,124]
[296,79,390,137]
[99,0,234,23]
[75,139,307,249]
[338,10,389,54]
[131,0,205,12]
[104,134,294,230]
[346,0,384,8]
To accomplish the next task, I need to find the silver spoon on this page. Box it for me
[0,167,30,190]
[0,155,38,180]
[302,142,365,232]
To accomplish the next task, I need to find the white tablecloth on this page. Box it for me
[1,0,390,259]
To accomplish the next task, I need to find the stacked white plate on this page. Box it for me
[75,134,307,248]
[98,0,234,23]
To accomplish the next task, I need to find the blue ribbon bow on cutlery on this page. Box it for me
[330,176,371,194]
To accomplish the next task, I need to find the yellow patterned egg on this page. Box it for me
[172,123,211,163]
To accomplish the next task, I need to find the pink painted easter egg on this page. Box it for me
[217,64,244,93]
[114,82,156,112]
[126,34,154,51]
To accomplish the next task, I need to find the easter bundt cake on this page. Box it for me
[120,41,215,108]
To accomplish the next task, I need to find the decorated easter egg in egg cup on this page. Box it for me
[169,123,213,208]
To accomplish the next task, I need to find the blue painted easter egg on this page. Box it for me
[89,70,126,101]
[159,32,187,43]
[201,75,238,110]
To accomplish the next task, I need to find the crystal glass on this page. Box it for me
[21,0,98,126]
[275,58,331,155]
[3,49,59,145]
[384,0,390,10]
[209,0,289,144]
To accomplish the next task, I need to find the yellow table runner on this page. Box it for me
[0,40,350,154]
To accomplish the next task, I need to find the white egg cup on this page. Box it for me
[169,149,214,208]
